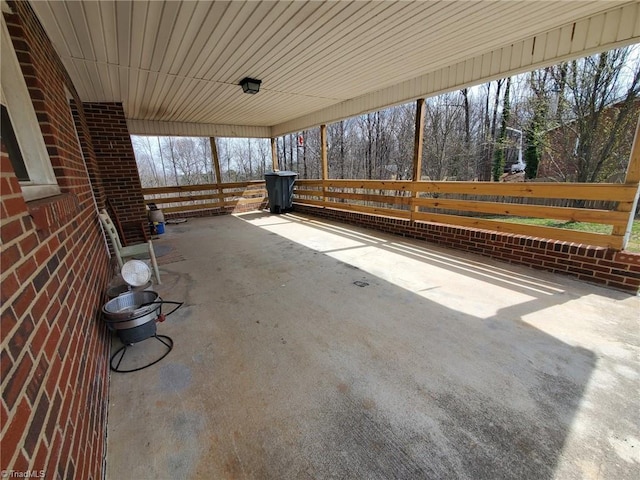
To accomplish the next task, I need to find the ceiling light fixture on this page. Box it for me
[239,77,261,94]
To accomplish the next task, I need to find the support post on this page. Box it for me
[614,115,640,250]
[210,137,223,207]
[320,124,328,205]
[270,137,278,171]
[412,98,426,181]
[411,98,426,220]
[209,137,222,184]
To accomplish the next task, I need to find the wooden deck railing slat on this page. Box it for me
[144,179,637,249]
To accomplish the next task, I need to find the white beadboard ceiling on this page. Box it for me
[30,0,640,138]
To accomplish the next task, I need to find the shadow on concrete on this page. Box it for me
[241,210,630,301]
[105,212,628,480]
[230,213,596,479]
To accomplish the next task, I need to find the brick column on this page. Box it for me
[83,102,147,244]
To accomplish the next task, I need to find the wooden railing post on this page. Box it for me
[321,124,328,206]
[411,98,426,221]
[210,137,223,206]
[613,115,640,250]
[270,137,278,171]
[210,137,222,184]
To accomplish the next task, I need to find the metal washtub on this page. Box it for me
[102,290,161,331]
[102,290,182,341]
[102,290,183,372]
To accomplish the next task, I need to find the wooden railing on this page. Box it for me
[140,178,636,249]
[294,179,638,249]
[142,181,266,215]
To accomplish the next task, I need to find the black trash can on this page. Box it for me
[264,171,297,213]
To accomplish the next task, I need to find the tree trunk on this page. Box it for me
[289,134,294,171]
[156,137,168,186]
[493,77,511,181]
[302,131,307,179]
[486,79,503,181]
[461,88,472,178]
[168,137,180,185]
[367,114,373,179]
[278,136,284,170]
[248,138,252,179]
[339,121,345,178]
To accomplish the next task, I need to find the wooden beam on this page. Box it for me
[323,190,413,206]
[293,198,327,208]
[270,137,278,170]
[412,197,628,226]
[411,98,426,220]
[142,180,265,195]
[412,98,426,182]
[324,180,414,191]
[210,137,222,184]
[320,124,328,180]
[412,211,622,249]
[320,202,412,220]
[293,189,324,198]
[412,181,636,201]
[320,124,328,205]
[613,115,640,249]
[294,179,324,187]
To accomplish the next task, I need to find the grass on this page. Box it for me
[488,217,640,252]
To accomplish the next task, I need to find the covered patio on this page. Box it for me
[106,213,639,479]
[2,2,640,479]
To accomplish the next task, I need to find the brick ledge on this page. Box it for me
[27,193,80,234]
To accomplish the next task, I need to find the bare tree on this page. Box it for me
[132,136,160,187]
[546,48,640,182]
[423,94,466,180]
[131,47,638,189]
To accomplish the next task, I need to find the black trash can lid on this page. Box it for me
[265,170,298,176]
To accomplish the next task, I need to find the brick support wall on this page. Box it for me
[83,102,147,245]
[1,2,111,479]
[294,204,640,293]
[70,100,106,210]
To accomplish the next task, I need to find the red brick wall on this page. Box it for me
[83,103,147,245]
[2,3,111,479]
[294,204,640,293]
[70,100,106,210]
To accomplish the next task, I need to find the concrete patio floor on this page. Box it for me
[105,212,639,480]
